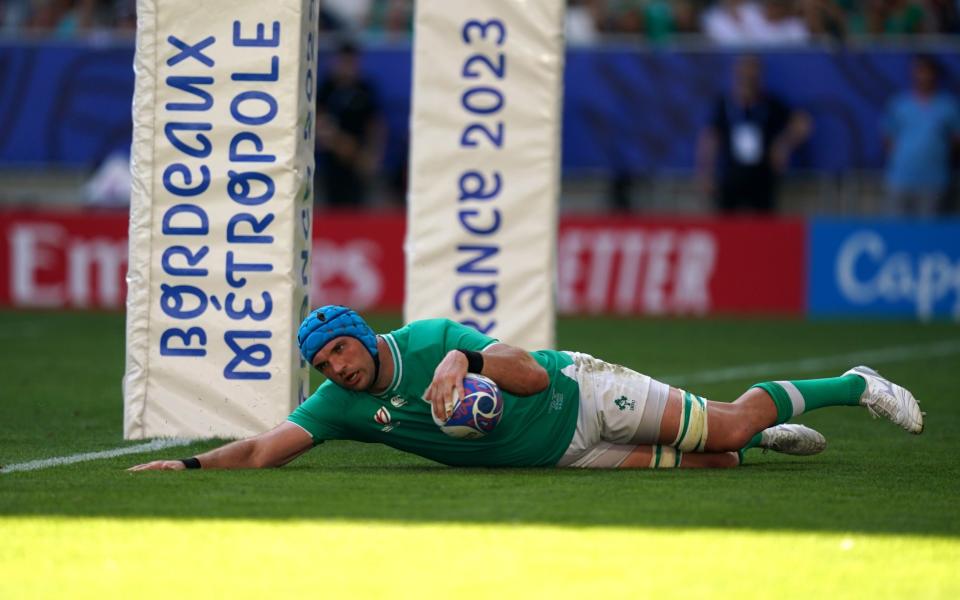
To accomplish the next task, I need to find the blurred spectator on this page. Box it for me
[1,0,32,33]
[6,0,960,43]
[757,0,812,42]
[882,54,960,216]
[640,0,700,42]
[599,0,699,39]
[2,0,134,37]
[323,0,373,34]
[367,0,413,40]
[566,0,601,45]
[845,0,928,35]
[600,0,641,34]
[702,0,810,45]
[26,0,92,36]
[800,0,848,41]
[697,54,812,213]
[315,40,386,208]
[924,0,960,33]
[882,0,928,33]
[114,0,135,33]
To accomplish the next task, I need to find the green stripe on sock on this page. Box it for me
[752,382,793,424]
[653,445,662,468]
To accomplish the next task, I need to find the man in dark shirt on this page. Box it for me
[315,41,386,207]
[697,54,811,213]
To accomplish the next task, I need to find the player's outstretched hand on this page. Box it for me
[127,460,185,472]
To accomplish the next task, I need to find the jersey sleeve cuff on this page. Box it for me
[286,419,320,445]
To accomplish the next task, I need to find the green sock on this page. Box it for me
[736,432,764,465]
[752,375,866,425]
[742,432,763,450]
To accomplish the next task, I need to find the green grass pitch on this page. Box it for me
[1,310,959,598]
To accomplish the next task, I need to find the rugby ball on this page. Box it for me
[433,374,503,439]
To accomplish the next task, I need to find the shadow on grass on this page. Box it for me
[2,441,957,539]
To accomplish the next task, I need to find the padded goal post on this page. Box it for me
[405,0,565,350]
[123,0,316,439]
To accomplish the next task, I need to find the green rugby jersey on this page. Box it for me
[288,319,580,467]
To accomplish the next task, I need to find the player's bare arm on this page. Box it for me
[128,421,313,471]
[478,344,549,396]
[423,343,548,420]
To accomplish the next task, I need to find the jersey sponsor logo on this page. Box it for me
[614,395,636,411]
[390,395,407,408]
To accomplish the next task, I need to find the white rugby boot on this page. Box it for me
[758,424,827,456]
[844,366,924,434]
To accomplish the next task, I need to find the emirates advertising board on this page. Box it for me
[1,211,812,317]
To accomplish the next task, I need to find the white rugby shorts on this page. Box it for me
[556,352,670,468]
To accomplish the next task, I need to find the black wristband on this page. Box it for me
[180,457,201,469]
[457,349,484,374]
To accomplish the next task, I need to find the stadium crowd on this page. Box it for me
[2,0,958,216]
[566,0,960,44]
[2,0,959,42]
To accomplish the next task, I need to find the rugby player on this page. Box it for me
[130,305,923,471]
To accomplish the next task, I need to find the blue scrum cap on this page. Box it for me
[297,305,379,365]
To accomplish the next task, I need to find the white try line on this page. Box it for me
[4,338,960,475]
[0,438,193,474]
[661,339,960,387]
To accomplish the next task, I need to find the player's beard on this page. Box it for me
[342,367,376,392]
[341,370,363,390]
[356,370,374,392]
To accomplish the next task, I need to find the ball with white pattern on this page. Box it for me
[433,374,503,439]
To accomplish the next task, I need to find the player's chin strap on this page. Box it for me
[369,336,381,388]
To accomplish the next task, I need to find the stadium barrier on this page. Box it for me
[13,210,957,320]
[3,41,960,174]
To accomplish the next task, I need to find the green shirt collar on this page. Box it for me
[375,334,403,397]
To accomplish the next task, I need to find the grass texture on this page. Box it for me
[1,311,958,598]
